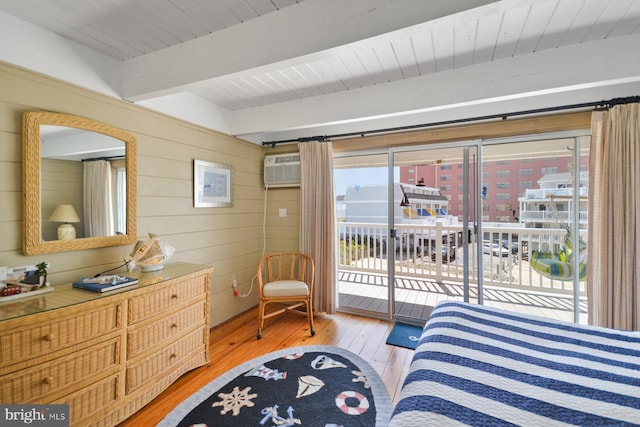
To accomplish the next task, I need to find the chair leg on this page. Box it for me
[257,300,264,340]
[307,300,315,336]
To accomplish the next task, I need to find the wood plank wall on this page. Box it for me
[41,159,83,241]
[0,62,272,327]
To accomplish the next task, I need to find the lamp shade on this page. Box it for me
[49,204,80,223]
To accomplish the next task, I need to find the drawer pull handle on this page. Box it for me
[171,323,178,328]
[43,333,54,342]
[171,294,179,299]
[43,376,54,385]
[170,353,177,359]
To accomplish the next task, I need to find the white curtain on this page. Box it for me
[115,167,126,234]
[298,141,337,314]
[83,160,114,237]
[588,103,640,330]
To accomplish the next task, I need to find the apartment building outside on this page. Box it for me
[399,156,589,225]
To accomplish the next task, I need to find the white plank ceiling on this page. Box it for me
[1,0,640,143]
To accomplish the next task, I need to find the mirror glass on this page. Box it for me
[23,112,137,254]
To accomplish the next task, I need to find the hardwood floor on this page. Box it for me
[120,307,414,426]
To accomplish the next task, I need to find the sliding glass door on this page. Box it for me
[480,133,590,323]
[391,144,478,324]
[334,152,392,318]
[334,131,589,325]
[334,143,479,323]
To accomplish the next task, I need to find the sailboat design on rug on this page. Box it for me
[296,375,324,398]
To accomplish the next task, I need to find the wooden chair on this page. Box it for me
[256,252,315,339]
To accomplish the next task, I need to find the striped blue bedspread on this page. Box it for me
[389,301,640,426]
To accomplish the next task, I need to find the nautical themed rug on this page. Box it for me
[157,345,393,427]
[385,322,424,350]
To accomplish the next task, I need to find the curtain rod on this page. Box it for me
[81,155,125,162]
[262,95,640,147]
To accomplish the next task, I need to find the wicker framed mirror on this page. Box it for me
[22,112,137,254]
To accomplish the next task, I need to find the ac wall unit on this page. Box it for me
[264,153,301,188]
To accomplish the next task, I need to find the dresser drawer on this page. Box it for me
[0,302,122,366]
[127,276,207,324]
[54,373,120,425]
[125,328,205,393]
[127,300,206,359]
[0,337,120,403]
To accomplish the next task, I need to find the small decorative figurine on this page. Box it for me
[35,261,50,287]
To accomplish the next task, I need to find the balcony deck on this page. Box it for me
[338,221,588,325]
[338,269,588,324]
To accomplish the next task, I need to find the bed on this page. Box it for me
[389,300,640,426]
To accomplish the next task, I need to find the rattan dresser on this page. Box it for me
[0,262,212,426]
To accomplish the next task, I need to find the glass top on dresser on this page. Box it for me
[0,262,212,321]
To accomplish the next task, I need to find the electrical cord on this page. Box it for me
[93,259,131,277]
[234,184,269,298]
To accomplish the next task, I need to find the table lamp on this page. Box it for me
[49,204,81,240]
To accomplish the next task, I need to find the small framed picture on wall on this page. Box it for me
[193,159,233,207]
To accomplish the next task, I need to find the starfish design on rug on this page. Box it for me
[211,386,257,415]
[351,370,370,389]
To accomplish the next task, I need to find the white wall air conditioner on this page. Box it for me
[264,153,301,188]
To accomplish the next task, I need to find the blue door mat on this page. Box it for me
[385,322,424,350]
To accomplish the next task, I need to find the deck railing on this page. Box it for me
[519,210,589,224]
[338,221,587,297]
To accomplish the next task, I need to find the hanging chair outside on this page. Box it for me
[530,224,587,281]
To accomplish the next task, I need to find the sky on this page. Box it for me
[334,167,400,196]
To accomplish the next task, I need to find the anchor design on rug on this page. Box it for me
[259,404,301,426]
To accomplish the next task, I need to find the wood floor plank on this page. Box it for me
[119,308,414,426]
